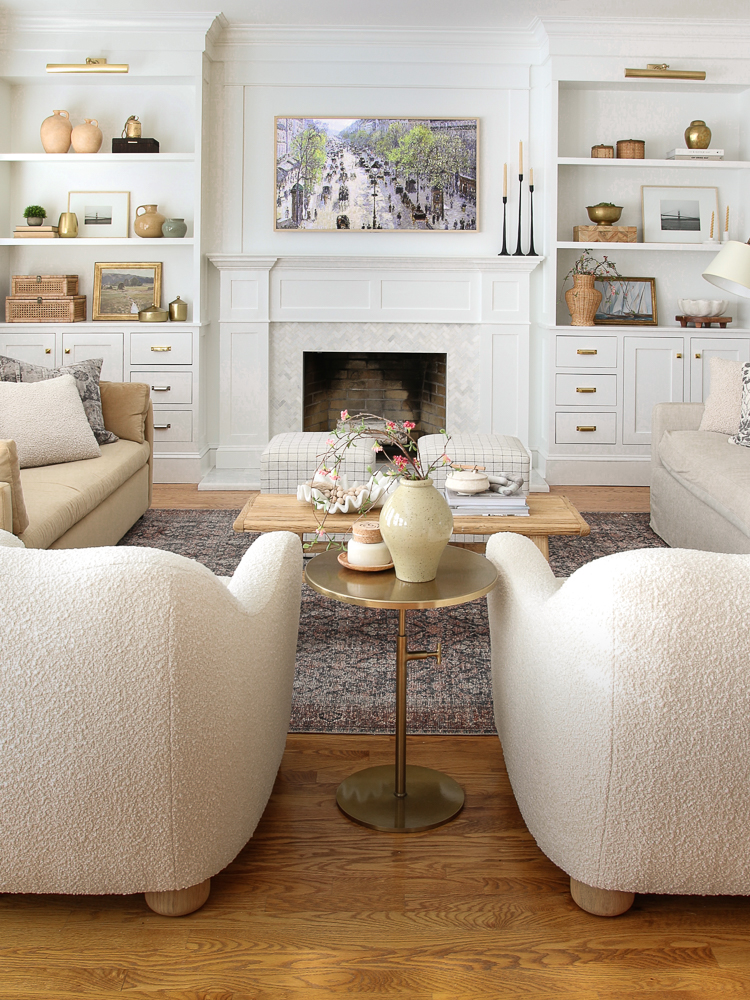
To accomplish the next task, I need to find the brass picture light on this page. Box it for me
[625,64,706,81]
[46,57,129,74]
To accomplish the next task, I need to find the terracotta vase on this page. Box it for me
[565,274,602,327]
[378,477,454,583]
[134,204,166,238]
[71,118,102,153]
[40,110,72,153]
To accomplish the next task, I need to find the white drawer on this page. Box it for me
[555,412,617,444]
[555,373,617,406]
[131,371,192,404]
[556,335,617,368]
[130,332,192,365]
[152,409,192,442]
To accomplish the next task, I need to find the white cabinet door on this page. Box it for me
[623,337,684,445]
[61,332,124,382]
[0,332,56,366]
[690,336,750,402]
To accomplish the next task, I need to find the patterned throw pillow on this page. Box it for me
[729,362,750,448]
[0,355,118,445]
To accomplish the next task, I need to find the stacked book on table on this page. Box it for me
[14,225,58,238]
[444,487,530,517]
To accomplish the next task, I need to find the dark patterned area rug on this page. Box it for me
[119,510,666,735]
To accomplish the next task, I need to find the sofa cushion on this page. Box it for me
[699,357,744,435]
[659,429,750,538]
[100,381,150,443]
[0,439,29,535]
[0,355,118,446]
[19,438,150,549]
[0,374,101,468]
[730,362,750,449]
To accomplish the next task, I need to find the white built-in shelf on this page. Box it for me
[0,237,195,246]
[551,324,750,334]
[558,157,750,169]
[557,241,726,252]
[0,153,195,162]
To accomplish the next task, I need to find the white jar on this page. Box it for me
[347,520,391,566]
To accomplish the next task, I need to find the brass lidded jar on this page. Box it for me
[684,120,711,149]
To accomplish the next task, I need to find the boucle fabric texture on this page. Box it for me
[730,362,750,448]
[0,355,118,445]
[0,527,25,547]
[0,374,101,468]
[0,439,29,534]
[0,530,302,895]
[699,357,744,435]
[486,533,750,896]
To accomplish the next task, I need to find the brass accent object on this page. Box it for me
[685,119,711,150]
[139,305,169,323]
[586,205,622,226]
[122,115,142,139]
[45,348,51,354]
[696,353,702,359]
[577,349,597,355]
[676,353,683,358]
[47,57,129,74]
[576,387,596,393]
[168,295,188,322]
[577,426,597,432]
[305,546,497,832]
[64,348,70,354]
[625,65,706,81]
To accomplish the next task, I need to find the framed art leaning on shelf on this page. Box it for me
[641,186,719,244]
[68,192,130,239]
[594,276,658,325]
[92,262,162,321]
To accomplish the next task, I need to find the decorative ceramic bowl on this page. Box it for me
[296,473,393,512]
[678,298,728,317]
[586,204,623,225]
[445,470,490,494]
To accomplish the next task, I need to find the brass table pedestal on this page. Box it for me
[305,546,498,834]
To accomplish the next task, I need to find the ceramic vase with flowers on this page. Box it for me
[563,250,621,326]
[311,411,454,583]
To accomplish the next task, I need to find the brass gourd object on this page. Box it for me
[122,115,142,138]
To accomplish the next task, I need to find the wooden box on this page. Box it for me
[573,225,638,243]
[11,274,79,297]
[5,295,87,323]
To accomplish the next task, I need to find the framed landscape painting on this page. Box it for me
[274,117,478,231]
[641,185,719,244]
[594,276,658,325]
[93,262,162,321]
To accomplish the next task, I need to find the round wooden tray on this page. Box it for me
[337,552,394,573]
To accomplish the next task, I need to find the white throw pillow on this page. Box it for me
[698,357,744,435]
[0,373,101,468]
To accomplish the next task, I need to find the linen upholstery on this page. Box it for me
[0,530,303,896]
[100,380,150,443]
[486,532,750,898]
[0,483,11,533]
[0,439,29,534]
[698,357,744,435]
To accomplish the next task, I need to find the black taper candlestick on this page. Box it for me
[527,183,537,256]
[498,195,509,255]
[513,173,524,255]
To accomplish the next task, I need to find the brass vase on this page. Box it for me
[57,212,78,238]
[684,120,711,149]
[565,274,602,327]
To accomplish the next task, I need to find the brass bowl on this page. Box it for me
[586,205,623,226]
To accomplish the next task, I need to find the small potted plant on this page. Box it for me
[562,250,621,326]
[23,205,47,227]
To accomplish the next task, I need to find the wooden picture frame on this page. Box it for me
[594,276,658,325]
[92,262,162,321]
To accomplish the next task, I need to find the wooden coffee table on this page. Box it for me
[234,492,589,561]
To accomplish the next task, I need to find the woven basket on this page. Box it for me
[11,274,79,297]
[591,144,614,158]
[5,295,87,323]
[616,139,645,159]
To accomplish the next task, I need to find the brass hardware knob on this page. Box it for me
[154,423,172,430]
[576,387,596,393]
[151,345,171,352]
[676,353,682,358]
[45,348,51,354]
[695,353,701,358]
[577,349,597,355]
[151,385,171,391]
[577,426,597,432]
[64,348,70,354]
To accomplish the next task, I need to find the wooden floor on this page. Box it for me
[6,484,745,998]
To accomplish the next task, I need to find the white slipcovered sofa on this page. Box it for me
[486,532,750,916]
[0,529,302,916]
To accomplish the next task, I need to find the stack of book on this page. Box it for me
[14,225,58,238]
[444,487,530,517]
[666,148,724,160]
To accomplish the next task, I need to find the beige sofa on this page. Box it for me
[650,402,750,554]
[0,381,153,549]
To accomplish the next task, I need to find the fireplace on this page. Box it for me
[303,351,447,436]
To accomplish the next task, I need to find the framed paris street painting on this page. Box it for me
[274,117,478,231]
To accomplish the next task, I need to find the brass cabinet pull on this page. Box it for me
[695,353,701,358]
[64,348,70,354]
[577,425,597,432]
[577,349,598,355]
[676,353,682,358]
[154,423,172,430]
[151,345,171,352]
[576,387,596,393]
[151,385,171,391]
[45,348,51,354]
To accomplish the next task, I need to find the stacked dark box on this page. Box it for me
[112,137,160,153]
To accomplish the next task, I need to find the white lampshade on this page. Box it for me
[702,240,750,298]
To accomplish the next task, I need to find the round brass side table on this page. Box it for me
[304,545,497,833]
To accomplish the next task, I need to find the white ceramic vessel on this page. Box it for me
[678,298,728,316]
[379,477,454,583]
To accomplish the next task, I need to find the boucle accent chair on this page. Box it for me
[485,532,750,917]
[0,529,302,916]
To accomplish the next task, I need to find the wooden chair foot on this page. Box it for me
[144,877,211,916]
[570,877,635,916]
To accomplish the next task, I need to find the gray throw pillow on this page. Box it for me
[0,355,118,445]
[729,362,750,449]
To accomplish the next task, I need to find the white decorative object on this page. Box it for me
[296,472,392,512]
[678,298,728,316]
[445,470,490,494]
[346,521,392,568]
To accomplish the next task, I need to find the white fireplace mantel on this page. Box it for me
[203,254,543,489]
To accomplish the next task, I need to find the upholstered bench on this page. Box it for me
[418,433,530,492]
[260,431,372,494]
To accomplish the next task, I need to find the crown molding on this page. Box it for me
[8,11,221,35]
[540,15,750,41]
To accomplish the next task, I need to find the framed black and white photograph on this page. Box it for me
[641,185,719,244]
[92,262,162,321]
[274,117,478,231]
[68,191,130,238]
[594,276,658,325]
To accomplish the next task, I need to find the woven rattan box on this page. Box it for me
[11,274,79,297]
[5,295,87,323]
